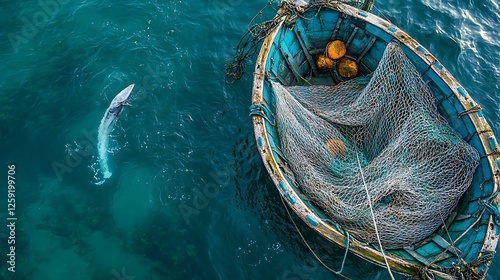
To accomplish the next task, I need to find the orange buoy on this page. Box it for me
[337,57,358,79]
[316,54,335,72]
[326,40,346,60]
[324,138,346,156]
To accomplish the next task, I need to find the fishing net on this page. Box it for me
[273,43,479,248]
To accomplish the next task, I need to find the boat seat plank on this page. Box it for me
[431,235,465,259]
[277,40,303,84]
[294,19,318,75]
[356,36,377,63]
[404,248,435,267]
[328,11,343,41]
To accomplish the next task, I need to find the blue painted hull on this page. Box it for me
[251,2,500,279]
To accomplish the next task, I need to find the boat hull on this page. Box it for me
[251,2,500,279]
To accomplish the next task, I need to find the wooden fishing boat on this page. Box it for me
[250,1,500,279]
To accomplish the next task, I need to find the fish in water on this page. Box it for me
[97,84,135,181]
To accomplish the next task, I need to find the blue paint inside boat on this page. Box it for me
[434,61,444,70]
[278,181,287,193]
[489,137,497,151]
[458,87,468,97]
[285,194,296,205]
[416,45,426,54]
[306,215,319,227]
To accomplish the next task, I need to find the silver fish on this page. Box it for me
[97,84,135,181]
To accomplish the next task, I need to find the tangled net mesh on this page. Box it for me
[273,43,479,248]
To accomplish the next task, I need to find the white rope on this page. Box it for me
[354,144,396,280]
[372,4,392,24]
[439,213,466,265]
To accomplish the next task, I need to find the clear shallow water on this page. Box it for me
[0,0,498,279]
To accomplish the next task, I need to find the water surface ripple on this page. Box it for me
[0,0,498,279]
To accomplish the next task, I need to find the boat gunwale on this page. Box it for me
[251,2,500,278]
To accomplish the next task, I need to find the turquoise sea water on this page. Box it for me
[0,0,498,279]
